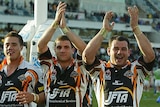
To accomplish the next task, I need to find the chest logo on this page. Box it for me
[70,71,78,77]
[124,70,133,79]
[104,91,128,105]
[18,74,25,81]
[5,80,14,86]
[105,69,111,80]
[49,88,71,99]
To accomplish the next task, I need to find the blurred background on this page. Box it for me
[0,0,160,106]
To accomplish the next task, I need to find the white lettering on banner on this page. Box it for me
[50,88,71,99]
[104,91,128,105]
[0,91,17,103]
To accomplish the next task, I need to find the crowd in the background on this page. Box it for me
[152,19,160,32]
[1,1,160,64]
[1,0,160,62]
[0,1,160,106]
[1,0,160,31]
[154,48,160,68]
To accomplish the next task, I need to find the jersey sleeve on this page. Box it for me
[138,56,155,71]
[23,61,43,93]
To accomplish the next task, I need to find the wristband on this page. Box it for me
[133,26,142,35]
[32,93,39,103]
[51,21,58,29]
[62,26,69,34]
[99,28,109,38]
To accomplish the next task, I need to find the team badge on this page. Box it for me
[18,74,26,81]
[70,71,78,77]
[124,70,133,79]
[51,69,57,82]
[105,69,111,80]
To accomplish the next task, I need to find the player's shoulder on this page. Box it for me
[19,60,42,73]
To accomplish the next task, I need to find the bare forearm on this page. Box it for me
[133,27,155,62]
[83,11,114,65]
[83,28,106,64]
[64,28,86,54]
[38,21,57,53]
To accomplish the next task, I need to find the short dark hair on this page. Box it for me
[108,35,130,48]
[55,35,73,47]
[4,31,24,46]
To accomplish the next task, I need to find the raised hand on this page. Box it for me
[103,11,115,31]
[128,6,139,29]
[54,2,66,24]
[59,12,66,28]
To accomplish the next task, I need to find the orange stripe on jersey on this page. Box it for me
[76,66,81,87]
[99,69,104,107]
[0,58,7,70]
[133,67,137,90]
[0,63,2,71]
[0,56,24,71]
[132,66,138,106]
[23,70,38,91]
[105,62,111,68]
[23,76,32,91]
[99,69,104,84]
[28,69,39,82]
[47,70,52,89]
[85,93,91,105]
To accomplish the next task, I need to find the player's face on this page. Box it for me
[55,40,73,62]
[3,37,23,61]
[107,40,130,67]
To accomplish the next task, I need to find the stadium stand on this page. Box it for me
[0,0,160,64]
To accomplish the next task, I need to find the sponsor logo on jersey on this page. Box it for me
[5,80,14,86]
[104,91,128,105]
[57,80,67,85]
[49,88,76,104]
[49,88,71,99]
[104,86,133,106]
[0,91,17,103]
[112,80,123,85]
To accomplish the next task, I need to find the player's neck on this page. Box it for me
[6,62,19,76]
[58,59,73,70]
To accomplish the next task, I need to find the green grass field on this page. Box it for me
[140,88,160,107]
